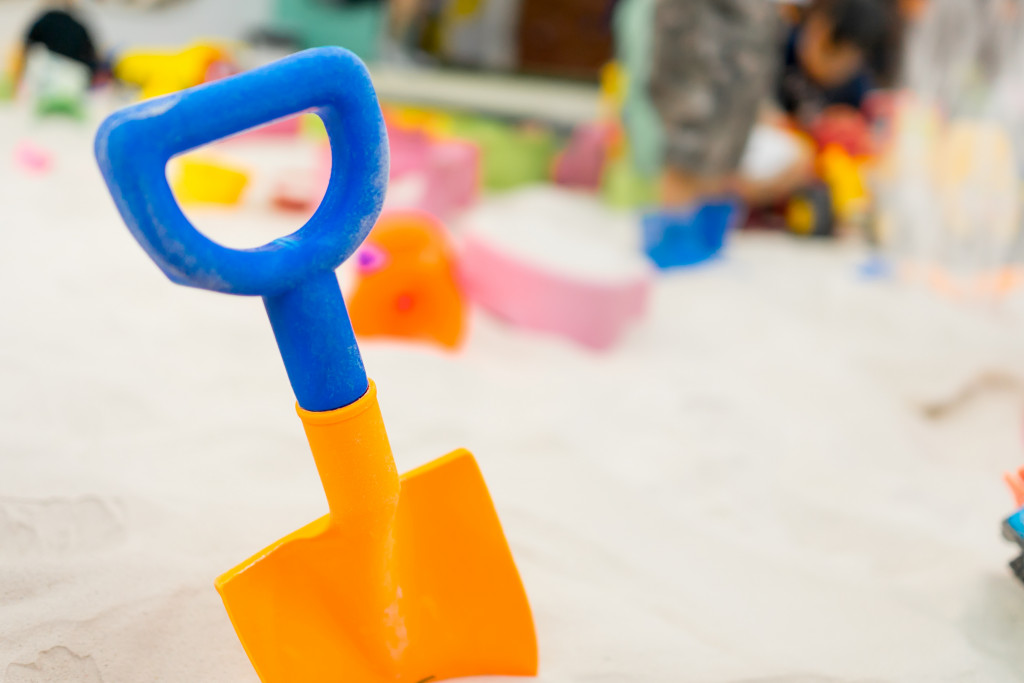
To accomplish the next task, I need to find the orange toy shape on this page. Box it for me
[348,211,466,348]
[216,381,538,682]
[1006,465,1024,508]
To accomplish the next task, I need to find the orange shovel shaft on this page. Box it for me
[297,382,400,527]
[296,381,406,672]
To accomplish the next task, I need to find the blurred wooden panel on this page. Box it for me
[517,0,616,81]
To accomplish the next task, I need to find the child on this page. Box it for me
[648,0,779,208]
[777,0,898,124]
[737,0,900,217]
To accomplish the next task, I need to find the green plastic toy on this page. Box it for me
[272,0,385,61]
[447,115,557,191]
[602,156,657,209]
[0,73,14,102]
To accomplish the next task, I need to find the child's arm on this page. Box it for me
[734,108,816,207]
[735,154,815,207]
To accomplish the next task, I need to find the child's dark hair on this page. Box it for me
[810,0,897,55]
[810,0,903,84]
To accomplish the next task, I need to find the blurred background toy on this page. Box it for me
[462,187,650,350]
[171,156,250,206]
[385,114,434,179]
[13,140,53,174]
[446,115,557,192]
[113,41,236,100]
[348,210,467,349]
[23,46,89,119]
[1003,465,1024,584]
[417,137,481,218]
[553,122,615,191]
[0,73,13,101]
[642,200,744,269]
[383,114,482,218]
[1,49,21,101]
[230,114,303,142]
[786,182,837,237]
[785,108,875,238]
[273,0,385,61]
[611,0,662,189]
[601,155,659,209]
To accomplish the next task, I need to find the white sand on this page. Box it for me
[4,99,1024,682]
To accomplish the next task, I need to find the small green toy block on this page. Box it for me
[601,156,657,209]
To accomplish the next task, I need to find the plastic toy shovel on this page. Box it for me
[95,47,537,682]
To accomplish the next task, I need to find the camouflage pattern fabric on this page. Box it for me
[650,0,779,176]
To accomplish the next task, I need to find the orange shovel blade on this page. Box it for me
[215,446,537,683]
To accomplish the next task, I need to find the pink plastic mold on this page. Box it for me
[461,188,650,350]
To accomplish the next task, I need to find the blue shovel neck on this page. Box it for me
[262,270,369,413]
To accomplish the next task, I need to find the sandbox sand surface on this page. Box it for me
[3,100,1024,682]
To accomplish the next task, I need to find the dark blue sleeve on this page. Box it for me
[830,71,873,110]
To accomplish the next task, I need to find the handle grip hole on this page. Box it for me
[165,113,333,251]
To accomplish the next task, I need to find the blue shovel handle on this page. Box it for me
[95,47,389,412]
